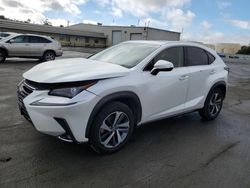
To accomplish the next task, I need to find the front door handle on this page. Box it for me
[210,69,216,75]
[179,75,189,81]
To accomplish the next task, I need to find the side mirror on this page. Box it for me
[151,60,174,75]
[9,39,15,44]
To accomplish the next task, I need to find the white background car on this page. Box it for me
[17,41,228,153]
[0,33,63,63]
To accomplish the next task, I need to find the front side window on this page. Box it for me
[185,47,209,66]
[144,46,184,70]
[154,47,184,67]
[10,36,28,43]
[89,43,159,68]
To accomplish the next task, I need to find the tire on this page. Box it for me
[42,51,55,62]
[0,49,6,63]
[89,101,135,154]
[199,88,224,120]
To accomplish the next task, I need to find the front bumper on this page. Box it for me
[17,82,99,143]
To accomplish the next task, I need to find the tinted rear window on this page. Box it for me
[185,47,209,66]
[207,51,215,64]
[29,36,51,43]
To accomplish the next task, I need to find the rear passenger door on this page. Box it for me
[184,46,215,110]
[28,36,49,57]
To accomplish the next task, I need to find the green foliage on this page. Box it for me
[0,15,6,20]
[237,46,250,55]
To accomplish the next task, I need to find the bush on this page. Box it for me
[237,46,250,55]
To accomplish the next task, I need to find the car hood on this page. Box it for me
[23,58,130,83]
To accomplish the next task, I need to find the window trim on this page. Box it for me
[143,45,185,71]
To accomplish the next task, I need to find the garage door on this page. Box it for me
[112,31,122,45]
[130,33,142,40]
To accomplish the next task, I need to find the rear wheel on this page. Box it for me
[0,49,6,63]
[42,51,55,62]
[199,88,223,120]
[89,102,135,154]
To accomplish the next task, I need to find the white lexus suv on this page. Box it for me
[17,41,228,153]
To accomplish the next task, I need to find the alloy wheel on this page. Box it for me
[208,92,222,116]
[99,111,130,148]
[45,52,55,61]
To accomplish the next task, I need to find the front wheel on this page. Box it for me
[89,102,135,154]
[0,50,6,63]
[199,88,224,120]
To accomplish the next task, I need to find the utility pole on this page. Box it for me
[181,28,184,41]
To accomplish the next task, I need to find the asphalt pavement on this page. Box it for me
[0,54,250,188]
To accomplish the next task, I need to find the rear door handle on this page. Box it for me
[25,44,30,46]
[179,75,189,81]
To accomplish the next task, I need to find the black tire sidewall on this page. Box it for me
[90,101,135,154]
[0,50,6,63]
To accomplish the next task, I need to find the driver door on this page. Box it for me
[141,46,190,122]
[6,35,30,56]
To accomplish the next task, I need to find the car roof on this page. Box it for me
[124,40,171,45]
[4,32,51,39]
[18,33,51,38]
[123,40,217,54]
[0,33,54,43]
[124,40,207,47]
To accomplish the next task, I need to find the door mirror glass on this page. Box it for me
[151,60,174,75]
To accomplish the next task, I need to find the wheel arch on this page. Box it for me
[0,47,8,57]
[209,81,227,99]
[43,49,56,56]
[85,91,142,138]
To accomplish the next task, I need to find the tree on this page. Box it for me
[237,46,250,55]
[24,19,31,23]
[0,15,6,20]
[42,18,52,26]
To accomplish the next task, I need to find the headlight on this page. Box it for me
[49,82,96,98]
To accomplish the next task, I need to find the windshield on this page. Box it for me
[89,43,159,68]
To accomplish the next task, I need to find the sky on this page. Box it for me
[0,0,250,44]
